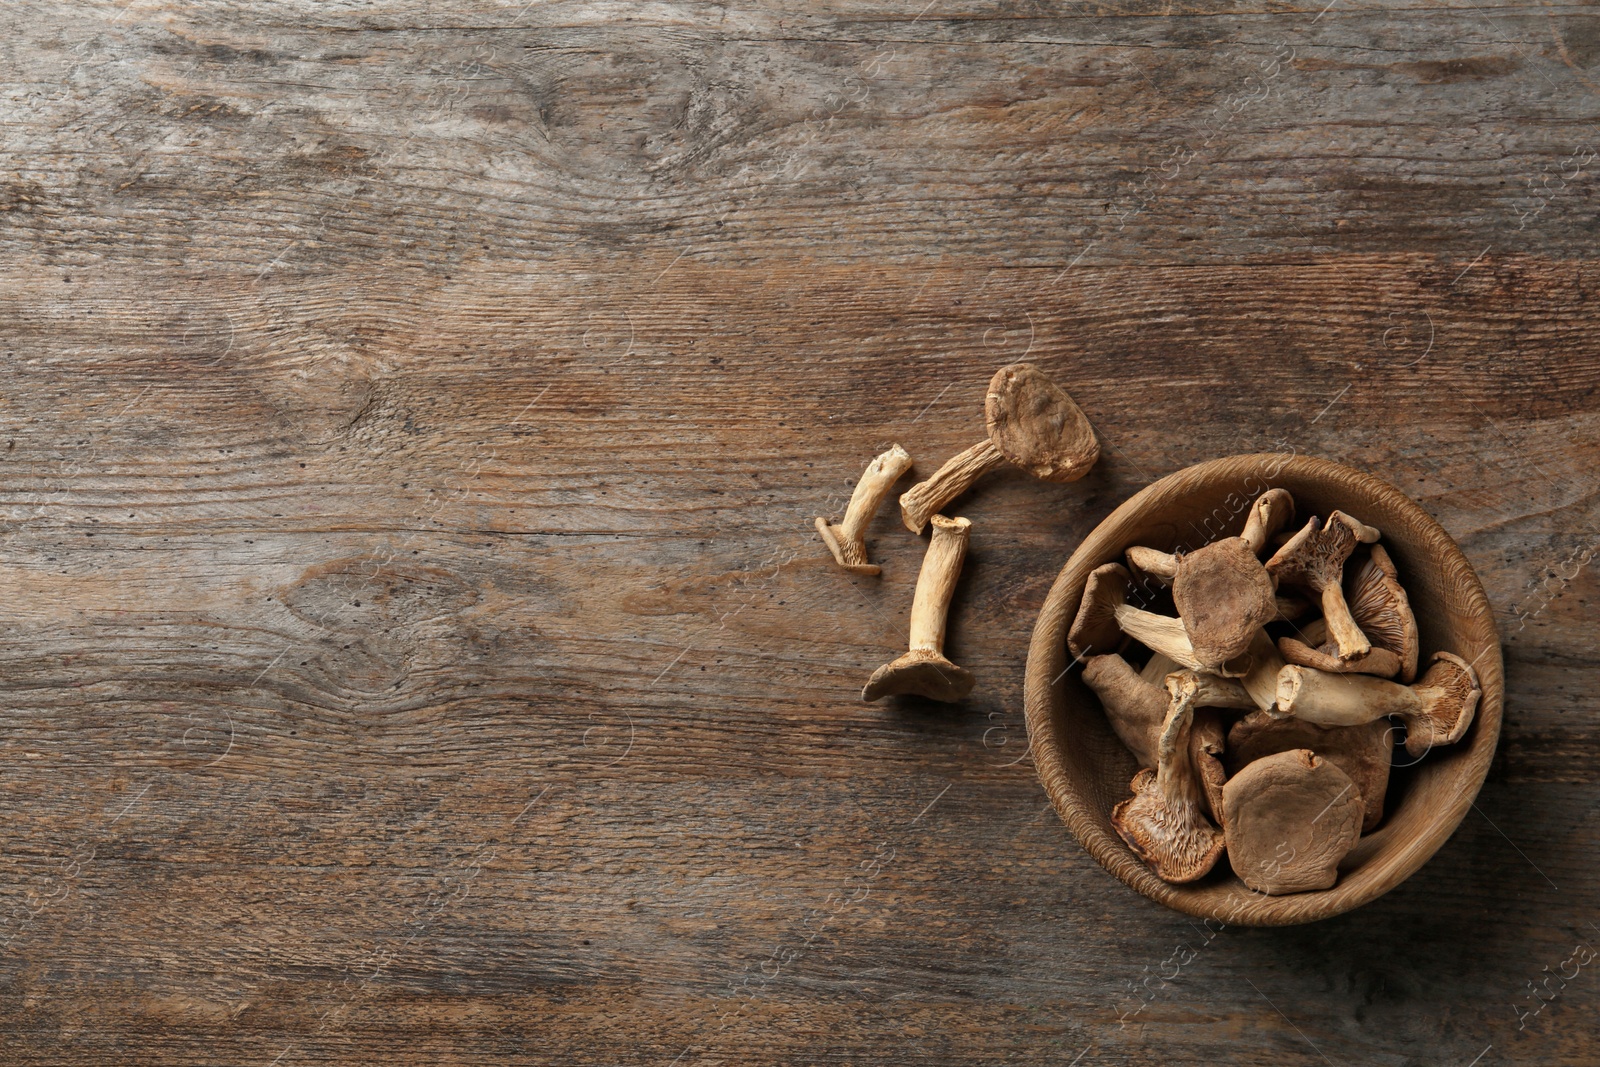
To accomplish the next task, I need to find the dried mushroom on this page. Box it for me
[1111,676,1232,883]
[1082,653,1166,768]
[1125,544,1178,582]
[1240,487,1296,556]
[1222,748,1364,895]
[1279,617,1403,679]
[1266,511,1381,662]
[1117,607,1254,677]
[899,363,1098,534]
[1068,562,1132,657]
[862,514,974,702]
[1170,536,1278,672]
[815,444,914,575]
[1227,711,1392,832]
[1347,544,1420,683]
[1276,651,1481,757]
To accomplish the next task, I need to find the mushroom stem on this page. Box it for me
[898,440,1006,534]
[861,515,976,702]
[1241,488,1295,556]
[1126,545,1178,580]
[1317,582,1372,662]
[1239,628,1288,713]
[1113,604,1253,677]
[815,444,913,574]
[908,514,970,654]
[1161,670,1254,807]
[1276,652,1481,756]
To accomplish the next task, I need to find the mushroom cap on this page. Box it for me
[1221,748,1364,895]
[1111,768,1226,884]
[1402,651,1481,757]
[1227,711,1392,832]
[1068,562,1130,657]
[1266,515,1356,592]
[984,363,1100,482]
[1082,653,1165,768]
[861,649,974,703]
[1347,544,1420,683]
[813,517,880,576]
[1172,537,1279,670]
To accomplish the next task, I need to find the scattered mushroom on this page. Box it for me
[815,444,914,575]
[1347,544,1420,683]
[899,363,1099,535]
[1222,748,1364,895]
[1279,617,1403,679]
[1266,511,1382,661]
[1275,651,1481,757]
[1227,712,1392,832]
[1170,536,1278,672]
[862,514,974,702]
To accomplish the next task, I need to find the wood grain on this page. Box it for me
[0,0,1597,1063]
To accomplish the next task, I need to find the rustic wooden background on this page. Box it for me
[1,1,1596,1063]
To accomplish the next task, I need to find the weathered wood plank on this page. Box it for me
[0,0,1597,1063]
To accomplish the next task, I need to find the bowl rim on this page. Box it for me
[1023,452,1504,926]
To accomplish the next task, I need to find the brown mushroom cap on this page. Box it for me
[1112,768,1226,884]
[1172,537,1278,671]
[1399,651,1481,757]
[1227,711,1392,832]
[984,363,1100,482]
[861,648,974,703]
[1068,562,1130,657]
[1222,749,1364,895]
[1347,544,1420,684]
[1082,653,1166,768]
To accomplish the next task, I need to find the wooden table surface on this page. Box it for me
[2,2,1597,1063]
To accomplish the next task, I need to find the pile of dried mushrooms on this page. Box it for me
[1071,492,1482,895]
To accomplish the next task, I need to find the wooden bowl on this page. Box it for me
[1024,453,1503,925]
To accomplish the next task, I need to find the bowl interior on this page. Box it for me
[1024,453,1503,926]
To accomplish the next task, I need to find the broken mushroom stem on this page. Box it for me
[1275,651,1481,757]
[899,363,1098,534]
[861,514,975,702]
[815,444,914,575]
